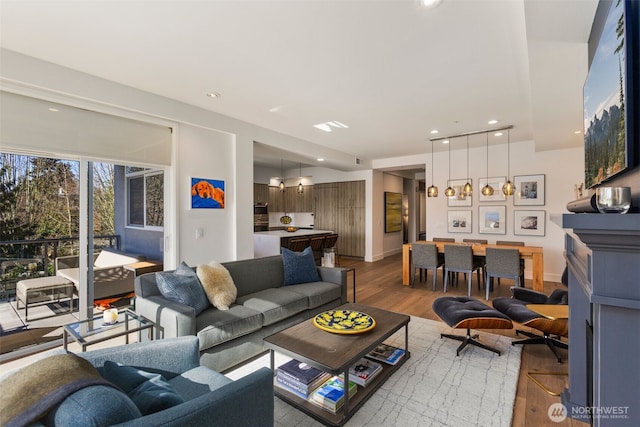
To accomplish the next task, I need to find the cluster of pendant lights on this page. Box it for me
[278,159,305,195]
[428,127,515,198]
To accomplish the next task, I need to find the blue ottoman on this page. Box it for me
[433,296,513,356]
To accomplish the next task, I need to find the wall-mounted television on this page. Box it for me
[583,0,638,188]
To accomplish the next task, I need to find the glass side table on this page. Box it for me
[63,308,154,352]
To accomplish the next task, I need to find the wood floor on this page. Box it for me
[339,253,587,427]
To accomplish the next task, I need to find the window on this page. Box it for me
[126,168,163,229]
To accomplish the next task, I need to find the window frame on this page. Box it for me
[125,168,164,231]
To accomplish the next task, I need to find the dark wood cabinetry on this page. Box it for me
[254,180,365,258]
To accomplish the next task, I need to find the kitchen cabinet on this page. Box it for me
[253,183,269,206]
[314,181,365,258]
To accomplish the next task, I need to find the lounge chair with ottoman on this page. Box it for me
[433,296,513,356]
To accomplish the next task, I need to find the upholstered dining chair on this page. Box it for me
[484,247,524,300]
[493,287,569,362]
[496,240,525,285]
[462,238,488,282]
[411,242,444,290]
[433,237,455,242]
[443,245,483,297]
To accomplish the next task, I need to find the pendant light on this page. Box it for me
[278,159,285,192]
[462,135,472,196]
[502,129,516,196]
[297,163,304,194]
[427,140,438,197]
[444,139,455,197]
[481,132,494,196]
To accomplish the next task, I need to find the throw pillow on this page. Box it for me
[101,361,185,416]
[44,385,142,427]
[196,261,237,310]
[281,246,321,286]
[156,261,209,315]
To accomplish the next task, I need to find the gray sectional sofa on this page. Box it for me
[135,255,349,372]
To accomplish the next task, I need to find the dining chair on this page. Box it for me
[433,237,455,242]
[496,240,525,285]
[484,247,524,300]
[443,245,483,297]
[411,242,444,290]
[462,239,487,286]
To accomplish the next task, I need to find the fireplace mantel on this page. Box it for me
[558,213,640,426]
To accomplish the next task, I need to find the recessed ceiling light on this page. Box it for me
[442,139,450,144]
[488,119,498,125]
[314,121,349,132]
[317,158,325,162]
[419,0,444,9]
[430,130,439,134]
[494,132,503,137]
[48,108,59,112]
[205,92,221,99]
[574,130,582,134]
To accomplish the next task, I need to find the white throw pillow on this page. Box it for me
[196,261,237,310]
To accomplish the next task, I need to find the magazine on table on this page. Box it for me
[366,343,405,365]
[277,359,325,385]
[348,358,383,387]
[275,370,331,399]
[309,375,357,413]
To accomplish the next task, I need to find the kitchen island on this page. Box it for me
[253,229,334,258]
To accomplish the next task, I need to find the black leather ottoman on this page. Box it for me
[433,296,513,356]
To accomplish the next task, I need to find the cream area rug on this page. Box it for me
[226,315,522,427]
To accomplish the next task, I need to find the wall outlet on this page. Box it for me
[195,228,204,239]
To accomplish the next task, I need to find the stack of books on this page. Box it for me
[309,375,358,414]
[275,359,331,399]
[366,343,405,365]
[348,358,383,387]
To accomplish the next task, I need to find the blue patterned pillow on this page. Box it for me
[156,262,209,315]
[282,246,321,285]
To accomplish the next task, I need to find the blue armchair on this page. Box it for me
[3,337,274,427]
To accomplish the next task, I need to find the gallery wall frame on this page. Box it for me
[385,191,402,233]
[514,210,546,236]
[478,177,507,202]
[514,174,545,206]
[478,205,506,235]
[447,210,472,233]
[447,179,472,207]
[190,177,225,209]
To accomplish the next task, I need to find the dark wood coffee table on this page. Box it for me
[263,302,410,426]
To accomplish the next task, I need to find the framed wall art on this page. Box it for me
[447,179,472,207]
[514,210,546,236]
[514,174,545,206]
[583,0,636,188]
[384,191,402,233]
[191,177,225,209]
[478,205,506,235]
[478,177,507,202]
[447,210,472,233]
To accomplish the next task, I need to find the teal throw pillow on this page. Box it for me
[156,261,209,315]
[101,361,185,416]
[282,246,321,286]
[44,385,142,426]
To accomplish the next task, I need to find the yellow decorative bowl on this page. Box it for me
[312,310,376,334]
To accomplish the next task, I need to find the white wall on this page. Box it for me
[177,125,236,265]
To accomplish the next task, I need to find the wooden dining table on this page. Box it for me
[402,241,545,292]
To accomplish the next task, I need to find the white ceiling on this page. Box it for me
[0,0,598,171]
